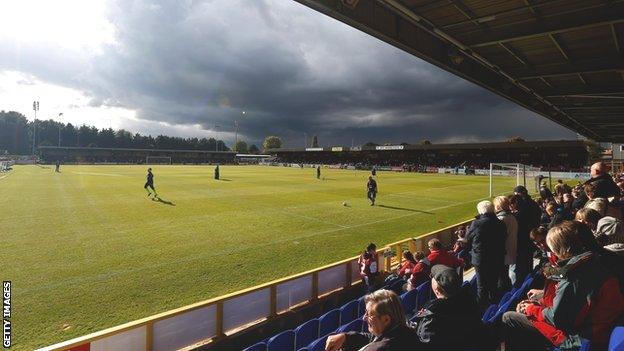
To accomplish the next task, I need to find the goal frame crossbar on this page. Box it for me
[145,156,172,165]
[489,163,541,198]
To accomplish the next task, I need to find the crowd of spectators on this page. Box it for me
[341,161,624,351]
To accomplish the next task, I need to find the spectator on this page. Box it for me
[584,197,608,216]
[585,195,622,220]
[562,193,573,212]
[585,161,621,199]
[530,225,556,268]
[494,195,518,288]
[410,265,483,349]
[502,221,624,351]
[527,226,558,309]
[427,238,463,268]
[595,216,624,253]
[575,207,602,232]
[466,200,507,309]
[547,201,573,229]
[571,186,588,212]
[325,289,417,351]
[512,185,542,288]
[452,225,467,253]
[358,243,380,292]
[407,251,431,291]
[539,182,554,201]
[554,179,571,197]
[396,250,417,279]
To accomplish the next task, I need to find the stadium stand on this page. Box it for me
[38,146,236,164]
[271,140,590,172]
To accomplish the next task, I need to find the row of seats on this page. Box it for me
[242,277,431,351]
[243,266,624,351]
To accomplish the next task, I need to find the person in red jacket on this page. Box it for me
[407,252,431,291]
[358,243,380,292]
[427,238,464,268]
[502,221,624,351]
[396,251,417,279]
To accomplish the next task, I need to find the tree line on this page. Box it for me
[0,110,233,155]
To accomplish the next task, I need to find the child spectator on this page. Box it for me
[396,250,417,279]
[358,243,380,292]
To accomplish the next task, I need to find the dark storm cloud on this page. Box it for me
[0,0,577,146]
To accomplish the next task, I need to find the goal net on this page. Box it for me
[0,160,13,172]
[489,163,541,198]
[146,156,172,165]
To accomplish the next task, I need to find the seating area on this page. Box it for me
[243,269,624,351]
[242,277,430,351]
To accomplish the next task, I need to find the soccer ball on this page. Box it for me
[342,201,347,206]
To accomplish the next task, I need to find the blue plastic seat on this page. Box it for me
[243,342,267,351]
[307,335,330,351]
[499,291,513,306]
[388,279,405,295]
[357,296,366,316]
[337,319,363,333]
[340,300,359,325]
[482,304,497,322]
[294,319,319,350]
[469,275,478,294]
[319,309,340,336]
[267,330,295,351]
[415,281,431,309]
[400,289,419,317]
[610,326,624,351]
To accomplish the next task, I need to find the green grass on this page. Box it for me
[0,165,516,350]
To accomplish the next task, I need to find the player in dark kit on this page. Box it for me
[144,168,157,198]
[317,165,321,179]
[371,166,376,176]
[367,176,377,206]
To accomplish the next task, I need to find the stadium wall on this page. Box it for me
[37,219,472,351]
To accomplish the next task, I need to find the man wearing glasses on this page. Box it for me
[325,290,417,350]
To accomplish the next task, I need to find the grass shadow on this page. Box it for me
[218,178,232,181]
[377,204,433,214]
[152,196,176,206]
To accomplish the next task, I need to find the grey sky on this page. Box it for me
[0,0,578,147]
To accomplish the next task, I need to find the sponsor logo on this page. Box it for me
[375,145,404,150]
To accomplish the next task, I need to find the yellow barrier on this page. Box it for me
[38,218,473,351]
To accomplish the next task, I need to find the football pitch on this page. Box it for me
[1,165,516,350]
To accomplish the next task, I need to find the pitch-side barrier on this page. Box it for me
[38,219,472,351]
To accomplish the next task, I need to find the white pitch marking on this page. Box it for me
[71,171,127,177]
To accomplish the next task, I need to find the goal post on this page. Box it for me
[146,156,172,165]
[489,163,541,198]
